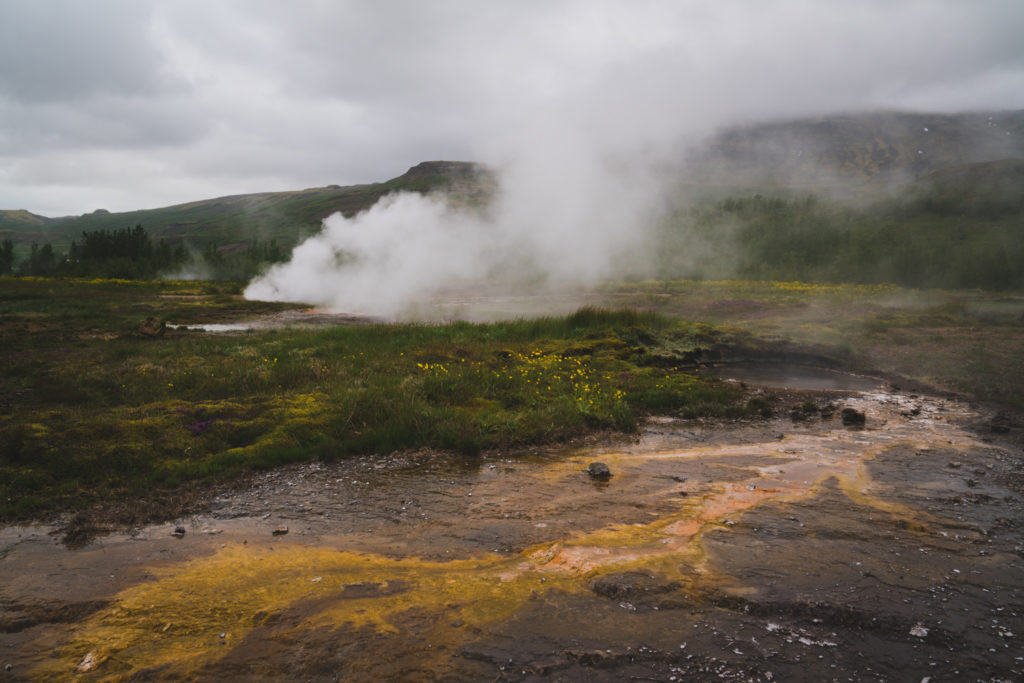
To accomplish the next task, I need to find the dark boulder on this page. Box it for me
[841,408,866,427]
[586,462,612,480]
[988,412,1013,433]
[137,317,166,338]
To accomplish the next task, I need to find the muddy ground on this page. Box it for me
[1,379,1023,681]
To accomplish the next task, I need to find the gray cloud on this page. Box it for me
[1,0,1023,215]
[0,1,172,103]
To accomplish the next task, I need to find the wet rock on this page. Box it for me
[137,317,166,338]
[988,412,1013,433]
[272,525,289,536]
[171,526,186,538]
[76,651,102,673]
[590,571,680,601]
[841,408,866,427]
[586,462,612,480]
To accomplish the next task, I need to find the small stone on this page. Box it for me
[586,462,612,480]
[841,408,866,427]
[909,624,929,638]
[137,317,166,338]
[171,526,186,538]
[77,652,101,673]
[272,525,289,536]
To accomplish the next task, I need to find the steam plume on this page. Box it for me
[244,128,670,318]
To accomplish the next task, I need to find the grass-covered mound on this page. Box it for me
[0,279,747,520]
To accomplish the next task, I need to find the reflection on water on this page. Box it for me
[172,322,256,332]
[702,362,883,391]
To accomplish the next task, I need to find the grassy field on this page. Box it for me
[0,278,746,522]
[603,279,1024,409]
[3,276,1021,526]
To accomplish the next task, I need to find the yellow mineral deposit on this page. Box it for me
[40,408,981,680]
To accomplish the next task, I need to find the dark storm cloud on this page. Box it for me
[1,0,1024,215]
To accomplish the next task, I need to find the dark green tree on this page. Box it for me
[0,239,14,275]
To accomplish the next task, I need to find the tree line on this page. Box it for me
[0,225,288,280]
[654,193,1024,290]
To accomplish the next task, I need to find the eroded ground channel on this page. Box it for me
[2,376,1023,681]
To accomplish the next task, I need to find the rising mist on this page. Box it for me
[244,137,673,318]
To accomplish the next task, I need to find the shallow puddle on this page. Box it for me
[2,389,1022,680]
[702,361,884,391]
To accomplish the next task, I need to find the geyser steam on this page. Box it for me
[244,144,665,317]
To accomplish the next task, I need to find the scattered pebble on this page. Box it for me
[76,652,100,673]
[272,526,289,536]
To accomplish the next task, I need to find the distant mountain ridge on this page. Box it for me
[690,109,1024,189]
[2,110,1021,254]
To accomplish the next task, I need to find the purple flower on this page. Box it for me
[186,420,212,436]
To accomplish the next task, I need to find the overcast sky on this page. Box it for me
[2,0,1024,216]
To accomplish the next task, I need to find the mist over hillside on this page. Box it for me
[683,109,1024,193]
[3,109,1023,297]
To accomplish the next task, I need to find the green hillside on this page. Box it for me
[0,161,494,254]
[656,157,1024,290]
[2,110,1022,289]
